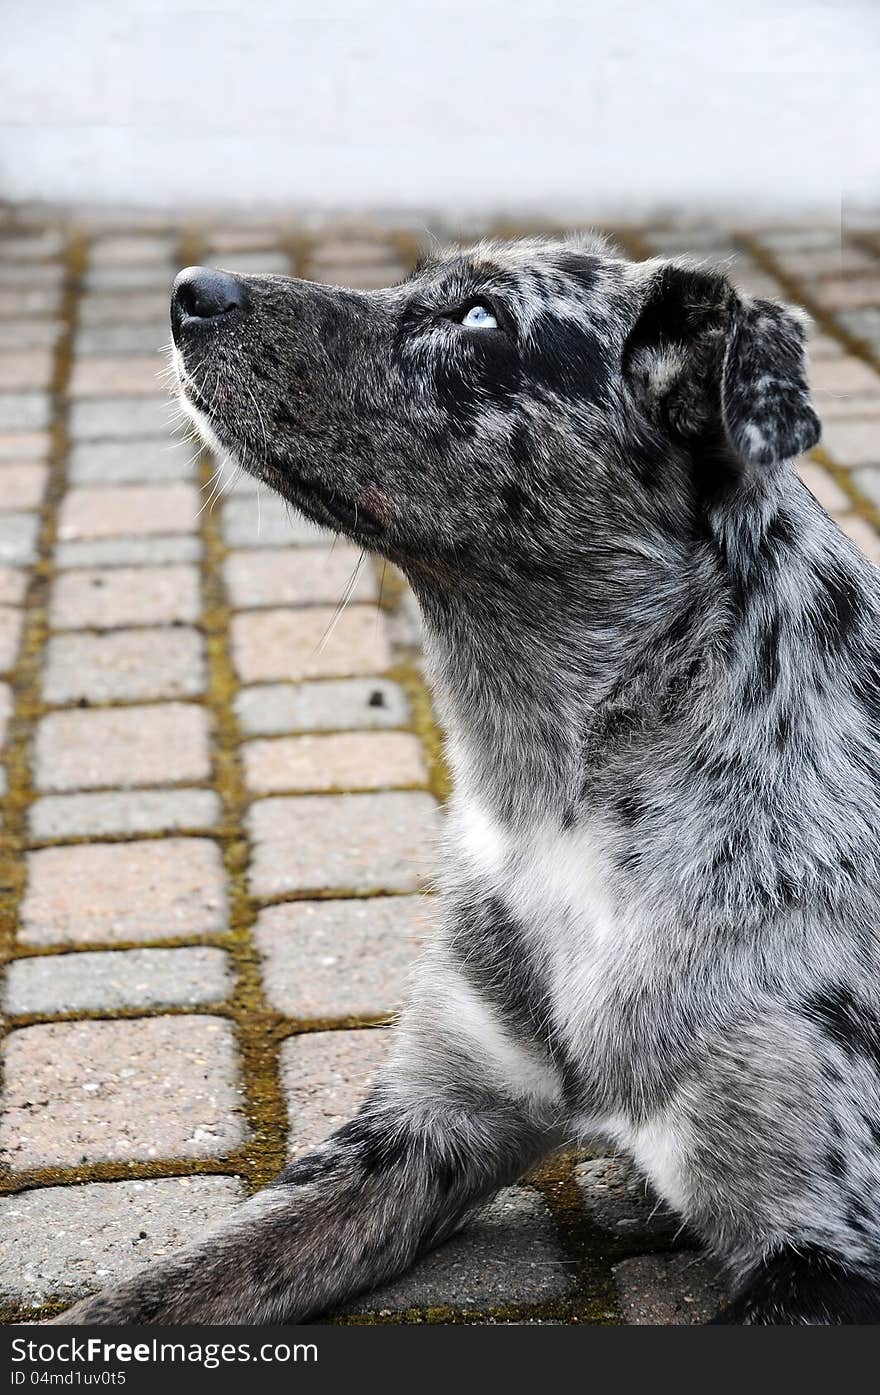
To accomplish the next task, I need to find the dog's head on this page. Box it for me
[171,236,819,583]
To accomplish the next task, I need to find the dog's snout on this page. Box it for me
[172,266,244,328]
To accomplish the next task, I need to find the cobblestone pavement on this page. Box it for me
[0,210,879,1325]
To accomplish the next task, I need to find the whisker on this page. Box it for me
[316,551,366,654]
[376,559,387,637]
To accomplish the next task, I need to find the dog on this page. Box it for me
[57,234,880,1325]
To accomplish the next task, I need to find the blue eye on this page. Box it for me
[460,304,498,329]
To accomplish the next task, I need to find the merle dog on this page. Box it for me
[60,235,880,1325]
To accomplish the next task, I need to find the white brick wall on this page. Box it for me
[1,0,878,214]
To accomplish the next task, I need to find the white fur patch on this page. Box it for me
[408,956,563,1110]
[452,800,508,879]
[603,1105,692,1214]
[177,389,226,460]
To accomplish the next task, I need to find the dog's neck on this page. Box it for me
[408,533,711,824]
[407,470,880,877]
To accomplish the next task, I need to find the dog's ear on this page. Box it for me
[623,263,820,467]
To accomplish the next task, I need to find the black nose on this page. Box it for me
[172,266,244,327]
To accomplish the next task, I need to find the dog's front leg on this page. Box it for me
[55,963,558,1326]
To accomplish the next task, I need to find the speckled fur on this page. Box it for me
[59,236,880,1326]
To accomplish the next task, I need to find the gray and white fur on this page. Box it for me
[58,236,880,1325]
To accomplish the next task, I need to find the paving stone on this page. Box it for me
[0,350,53,390]
[0,320,61,351]
[69,395,176,441]
[244,731,427,794]
[58,483,199,539]
[807,333,843,358]
[205,228,284,253]
[29,787,220,840]
[315,263,406,290]
[0,1016,246,1170]
[613,1252,727,1325]
[0,262,63,289]
[221,493,331,548]
[49,563,200,630]
[20,837,228,945]
[809,356,880,394]
[256,894,433,1019]
[280,1027,393,1155]
[814,277,880,310]
[0,565,26,604]
[0,391,50,430]
[821,419,880,466]
[0,604,24,671]
[34,703,211,792]
[56,534,202,569]
[90,234,177,265]
[817,392,880,420]
[838,307,880,347]
[84,266,176,292]
[310,239,402,269]
[43,626,205,704]
[851,467,880,511]
[0,1176,245,1306]
[574,1157,679,1238]
[69,355,167,398]
[224,545,377,608]
[69,437,196,484]
[0,462,48,510]
[642,225,741,253]
[0,229,64,260]
[835,512,880,561]
[208,252,290,276]
[75,323,171,357]
[0,511,40,564]
[0,287,60,318]
[0,430,50,460]
[248,790,438,897]
[78,292,170,326]
[232,606,391,683]
[797,461,851,513]
[758,227,842,251]
[0,679,11,745]
[4,945,232,1016]
[348,1188,574,1313]
[729,270,783,299]
[772,247,867,280]
[235,677,409,735]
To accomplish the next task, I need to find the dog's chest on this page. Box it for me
[448,802,698,1204]
[450,803,651,1038]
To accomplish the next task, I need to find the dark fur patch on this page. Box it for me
[506,420,533,471]
[756,611,783,700]
[805,983,880,1073]
[552,251,602,293]
[450,895,553,1046]
[522,315,610,399]
[812,564,864,660]
[845,1195,874,1234]
[432,335,521,429]
[824,1146,847,1180]
[277,1151,338,1187]
[713,1246,880,1325]
[332,1112,415,1176]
